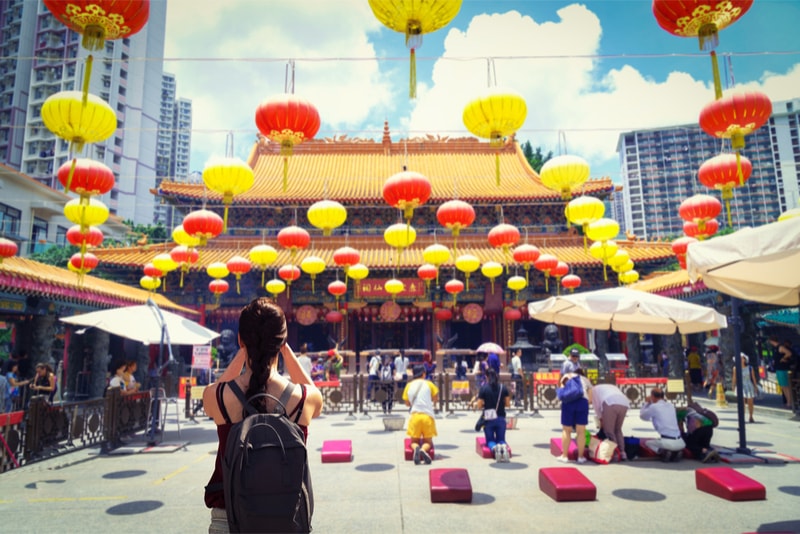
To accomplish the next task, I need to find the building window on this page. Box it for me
[30,217,49,253]
[56,225,68,247]
[0,203,21,236]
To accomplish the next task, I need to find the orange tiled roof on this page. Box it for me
[91,235,674,271]
[0,257,196,314]
[630,270,709,296]
[157,134,613,204]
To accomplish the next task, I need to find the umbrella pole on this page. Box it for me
[731,296,749,454]
[147,319,167,446]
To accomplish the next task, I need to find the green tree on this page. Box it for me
[520,141,553,173]
[30,244,79,266]
[122,220,168,245]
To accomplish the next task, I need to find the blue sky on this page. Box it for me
[163,1,800,184]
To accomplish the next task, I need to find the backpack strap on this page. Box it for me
[227,380,259,416]
[287,384,307,424]
[216,382,232,424]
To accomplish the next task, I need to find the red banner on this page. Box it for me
[358,278,426,298]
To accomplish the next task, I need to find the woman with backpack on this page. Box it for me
[557,368,593,464]
[203,298,323,533]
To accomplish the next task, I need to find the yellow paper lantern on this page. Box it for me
[266,278,286,296]
[619,270,640,285]
[42,91,116,152]
[540,155,591,201]
[566,196,605,250]
[300,255,326,293]
[507,275,527,301]
[207,262,229,280]
[384,278,405,301]
[586,218,620,242]
[63,198,109,230]
[152,253,178,292]
[589,240,619,261]
[348,263,369,281]
[607,249,631,271]
[367,0,462,98]
[384,223,417,265]
[172,224,202,247]
[307,200,347,236]
[614,259,636,274]
[455,254,480,291]
[480,261,503,294]
[423,243,451,284]
[140,275,160,292]
[462,89,527,185]
[202,157,255,232]
[249,244,278,286]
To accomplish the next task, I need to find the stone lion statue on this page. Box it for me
[217,329,238,367]
[542,324,563,355]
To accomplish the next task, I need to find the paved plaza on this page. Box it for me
[1,399,799,534]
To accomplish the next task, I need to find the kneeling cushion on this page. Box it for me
[695,467,766,501]
[321,440,352,463]
[429,468,472,503]
[404,438,435,461]
[475,436,512,459]
[539,467,596,502]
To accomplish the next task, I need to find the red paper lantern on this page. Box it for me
[333,246,360,268]
[437,199,475,254]
[504,307,522,321]
[43,0,150,51]
[209,279,229,304]
[417,263,438,290]
[699,91,772,150]
[683,219,719,240]
[488,223,520,270]
[671,236,698,257]
[227,255,252,295]
[325,310,344,323]
[444,279,464,306]
[434,308,453,321]
[278,264,301,285]
[69,251,98,284]
[183,209,224,247]
[561,274,582,292]
[679,194,721,233]
[513,243,541,285]
[255,94,320,191]
[698,153,753,226]
[0,237,18,263]
[277,226,311,263]
[383,170,431,223]
[57,158,115,199]
[143,262,162,279]
[328,280,347,298]
[66,225,103,255]
[170,245,198,288]
[533,253,558,292]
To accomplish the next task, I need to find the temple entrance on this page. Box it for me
[296,323,328,354]
[448,320,485,351]
[354,321,427,352]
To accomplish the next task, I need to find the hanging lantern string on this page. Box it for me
[485,57,497,88]
[285,59,295,94]
[710,50,723,100]
[225,130,234,158]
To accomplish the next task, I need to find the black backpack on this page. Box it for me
[223,381,313,533]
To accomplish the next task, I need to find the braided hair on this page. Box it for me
[238,297,287,413]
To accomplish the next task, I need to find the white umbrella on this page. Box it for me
[527,287,727,335]
[476,342,505,355]
[61,300,220,345]
[686,217,800,306]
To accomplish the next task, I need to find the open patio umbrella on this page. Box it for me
[687,217,800,452]
[476,342,505,355]
[527,287,727,335]
[61,300,220,345]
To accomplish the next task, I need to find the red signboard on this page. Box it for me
[358,278,425,298]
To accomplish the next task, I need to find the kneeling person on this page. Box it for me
[403,365,439,465]
[640,388,685,462]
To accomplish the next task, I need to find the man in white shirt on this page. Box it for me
[640,388,685,461]
[561,348,581,375]
[368,351,381,401]
[510,349,523,407]
[297,344,312,379]
[394,351,410,390]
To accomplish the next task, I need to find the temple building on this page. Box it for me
[91,124,675,362]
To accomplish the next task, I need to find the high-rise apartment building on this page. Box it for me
[0,0,167,225]
[618,98,799,240]
[155,73,192,227]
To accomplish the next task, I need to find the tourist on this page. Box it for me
[203,297,322,533]
[476,367,511,462]
[297,343,312,379]
[123,360,141,394]
[731,353,758,423]
[4,361,29,410]
[639,388,685,462]
[769,338,795,408]
[30,363,56,403]
[311,357,326,382]
[324,348,343,381]
[403,364,438,465]
[557,368,592,464]
[590,383,630,460]
[379,353,395,414]
[510,348,523,407]
[677,402,719,463]
[394,350,410,391]
[687,346,703,392]
[561,348,581,375]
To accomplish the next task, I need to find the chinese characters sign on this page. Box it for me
[358,278,425,298]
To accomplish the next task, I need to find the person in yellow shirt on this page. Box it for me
[403,365,439,465]
[687,346,702,392]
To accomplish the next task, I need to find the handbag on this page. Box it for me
[588,435,620,464]
[483,388,503,421]
[474,413,486,432]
